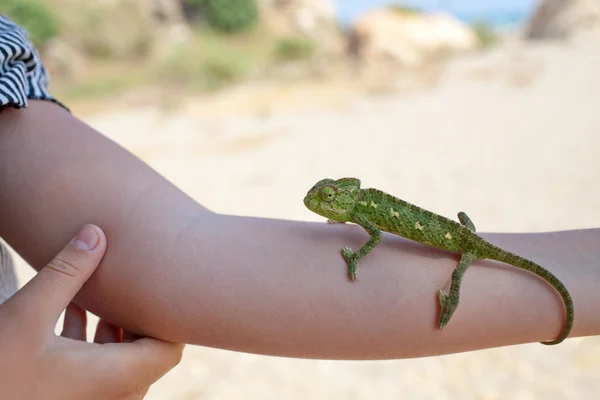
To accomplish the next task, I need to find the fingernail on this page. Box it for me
[71,225,99,251]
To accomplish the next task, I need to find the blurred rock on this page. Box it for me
[150,0,185,23]
[42,38,87,83]
[148,0,192,57]
[348,8,481,70]
[260,0,345,58]
[52,0,191,62]
[525,0,600,40]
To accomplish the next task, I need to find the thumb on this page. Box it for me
[7,224,107,331]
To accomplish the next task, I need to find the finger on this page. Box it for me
[94,319,123,344]
[122,329,141,343]
[116,338,185,387]
[6,225,106,331]
[60,302,87,341]
[78,339,184,395]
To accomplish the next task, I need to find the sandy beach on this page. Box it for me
[9,34,600,398]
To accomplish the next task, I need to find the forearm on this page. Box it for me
[0,102,598,360]
[153,215,600,359]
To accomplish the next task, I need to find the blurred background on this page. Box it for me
[2,0,600,398]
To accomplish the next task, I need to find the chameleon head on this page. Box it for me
[303,177,361,222]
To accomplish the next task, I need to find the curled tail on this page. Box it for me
[483,244,573,345]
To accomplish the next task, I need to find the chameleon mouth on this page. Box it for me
[303,194,313,209]
[303,195,322,214]
[303,195,329,216]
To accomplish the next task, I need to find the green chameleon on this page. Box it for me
[303,177,573,345]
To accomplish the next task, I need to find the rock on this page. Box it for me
[260,0,336,35]
[42,38,87,83]
[348,8,481,70]
[54,0,192,61]
[147,0,193,58]
[525,0,600,40]
[150,0,185,24]
[259,0,345,57]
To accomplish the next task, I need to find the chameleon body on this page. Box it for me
[303,177,573,345]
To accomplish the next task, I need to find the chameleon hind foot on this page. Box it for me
[341,247,359,280]
[437,213,477,329]
[437,289,458,329]
[436,252,474,330]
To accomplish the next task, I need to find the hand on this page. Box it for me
[0,225,184,399]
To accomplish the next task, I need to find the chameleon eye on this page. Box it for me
[320,186,336,202]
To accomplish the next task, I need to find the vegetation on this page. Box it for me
[1,0,499,105]
[182,0,260,32]
[203,0,260,33]
[156,27,270,92]
[471,20,500,48]
[0,0,59,48]
[158,45,247,92]
[389,4,422,15]
[273,36,316,61]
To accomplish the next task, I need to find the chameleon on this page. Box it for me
[303,177,573,345]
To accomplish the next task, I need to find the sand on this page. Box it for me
[10,35,600,398]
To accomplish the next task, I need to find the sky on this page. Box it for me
[333,0,540,25]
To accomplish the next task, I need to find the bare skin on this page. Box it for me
[0,224,184,399]
[0,101,599,360]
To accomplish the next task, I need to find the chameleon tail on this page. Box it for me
[483,245,573,345]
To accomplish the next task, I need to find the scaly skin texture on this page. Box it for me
[303,177,574,345]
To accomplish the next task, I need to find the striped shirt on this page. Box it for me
[0,14,66,110]
[0,14,68,302]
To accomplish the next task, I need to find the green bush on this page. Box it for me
[183,0,206,7]
[157,36,255,92]
[273,36,316,61]
[199,55,245,90]
[389,4,421,15]
[0,0,60,48]
[471,20,499,48]
[205,0,259,33]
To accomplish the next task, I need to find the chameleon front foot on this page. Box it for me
[341,247,359,280]
[437,289,459,329]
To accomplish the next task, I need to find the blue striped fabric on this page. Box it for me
[0,239,17,304]
[0,14,67,111]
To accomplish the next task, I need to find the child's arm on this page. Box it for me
[0,100,598,359]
